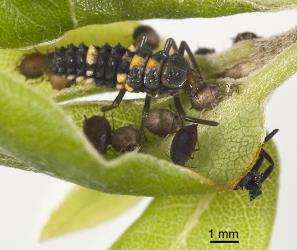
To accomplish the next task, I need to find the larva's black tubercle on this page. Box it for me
[47,43,131,88]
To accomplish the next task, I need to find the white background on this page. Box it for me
[1,10,297,250]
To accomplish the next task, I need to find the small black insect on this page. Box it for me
[233,32,260,44]
[195,47,215,55]
[144,108,217,138]
[83,115,111,154]
[47,74,71,90]
[235,129,279,201]
[111,126,141,153]
[144,109,183,137]
[170,124,198,166]
[133,25,160,50]
[190,85,220,111]
[17,52,47,79]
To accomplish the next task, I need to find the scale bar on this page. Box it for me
[210,240,239,244]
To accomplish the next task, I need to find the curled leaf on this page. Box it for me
[0,22,138,102]
[0,71,216,196]
[1,1,297,48]
[65,26,297,188]
[0,25,295,196]
[111,141,279,250]
[40,186,141,241]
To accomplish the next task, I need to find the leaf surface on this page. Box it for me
[111,141,279,250]
[1,0,297,48]
[0,22,138,102]
[0,70,216,195]
[65,27,297,188]
[39,186,141,241]
[0,25,295,196]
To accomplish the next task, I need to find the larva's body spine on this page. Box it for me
[47,43,135,89]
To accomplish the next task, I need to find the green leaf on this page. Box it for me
[0,27,295,196]
[0,71,216,196]
[111,140,279,250]
[39,186,141,241]
[65,27,297,188]
[0,22,138,102]
[0,151,28,170]
[1,0,297,48]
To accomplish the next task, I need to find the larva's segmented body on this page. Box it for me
[47,43,132,88]
[48,37,220,151]
[47,40,199,98]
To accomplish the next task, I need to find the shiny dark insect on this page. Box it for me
[170,124,198,166]
[83,115,111,154]
[235,129,279,201]
[111,126,141,153]
[47,74,71,90]
[144,109,182,137]
[233,32,260,43]
[17,52,47,79]
[83,115,141,154]
[133,25,160,50]
[195,47,215,55]
[17,52,72,89]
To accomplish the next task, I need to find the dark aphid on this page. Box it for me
[83,116,111,154]
[195,47,215,55]
[133,25,160,50]
[170,124,198,166]
[47,74,71,90]
[235,129,279,201]
[111,126,140,153]
[233,32,260,44]
[18,52,47,79]
[191,85,220,110]
[144,109,182,137]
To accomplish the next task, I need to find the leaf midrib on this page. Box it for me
[168,194,216,250]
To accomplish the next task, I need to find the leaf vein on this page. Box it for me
[68,0,78,27]
[9,1,45,29]
[168,194,216,250]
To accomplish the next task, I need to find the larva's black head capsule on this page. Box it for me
[195,47,215,55]
[191,85,220,111]
[233,32,260,44]
[170,124,198,166]
[47,74,71,90]
[144,109,182,137]
[133,25,160,50]
[111,126,141,153]
[18,52,47,79]
[83,116,111,154]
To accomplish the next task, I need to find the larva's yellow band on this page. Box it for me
[128,45,136,52]
[125,83,134,92]
[117,73,127,83]
[130,55,143,68]
[146,58,160,69]
[116,84,124,90]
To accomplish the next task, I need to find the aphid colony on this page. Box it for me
[83,110,278,201]
[18,26,274,201]
[83,109,199,165]
[83,115,141,154]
